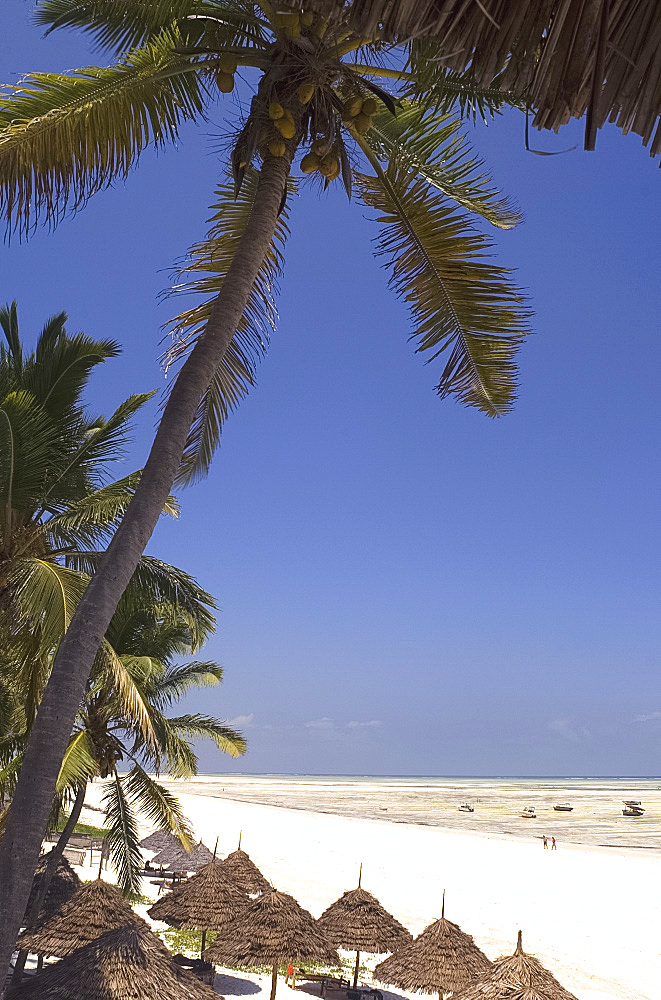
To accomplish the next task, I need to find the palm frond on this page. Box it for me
[45,471,179,550]
[9,558,89,649]
[59,392,154,476]
[98,641,158,748]
[65,553,217,648]
[36,0,269,55]
[56,730,98,792]
[102,770,143,894]
[355,156,531,415]
[164,167,293,485]
[367,102,521,229]
[23,329,120,421]
[0,30,207,234]
[405,45,523,122]
[123,763,193,847]
[149,660,223,708]
[0,390,62,519]
[166,713,246,757]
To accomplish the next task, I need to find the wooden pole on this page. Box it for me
[238,831,242,851]
[270,962,279,1000]
[357,863,362,888]
[201,930,207,956]
[353,950,361,989]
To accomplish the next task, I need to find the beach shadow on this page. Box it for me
[213,974,261,996]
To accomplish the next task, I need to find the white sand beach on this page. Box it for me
[81,778,660,1000]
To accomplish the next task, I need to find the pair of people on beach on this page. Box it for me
[542,835,556,849]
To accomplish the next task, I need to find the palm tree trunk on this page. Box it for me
[0,151,292,991]
[10,783,86,984]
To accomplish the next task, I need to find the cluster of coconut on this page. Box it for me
[274,9,315,39]
[265,80,316,156]
[300,140,341,180]
[215,52,238,93]
[344,95,379,134]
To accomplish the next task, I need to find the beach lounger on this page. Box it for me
[301,975,351,996]
[62,847,86,866]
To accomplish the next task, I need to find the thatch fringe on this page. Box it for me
[205,888,338,966]
[448,931,579,1000]
[18,879,147,958]
[318,888,411,953]
[140,830,181,854]
[308,1,661,157]
[374,911,491,995]
[7,924,221,1000]
[148,860,247,930]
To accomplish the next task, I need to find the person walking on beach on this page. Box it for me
[286,964,297,988]
[542,835,548,849]
[551,837,557,850]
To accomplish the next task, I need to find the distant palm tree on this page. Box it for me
[0,1,530,969]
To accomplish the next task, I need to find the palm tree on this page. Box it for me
[0,2,531,970]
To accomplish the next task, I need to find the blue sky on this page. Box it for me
[2,1,660,776]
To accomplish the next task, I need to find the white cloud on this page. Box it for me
[226,713,254,728]
[304,717,335,730]
[547,718,591,742]
[346,720,383,729]
[634,710,661,723]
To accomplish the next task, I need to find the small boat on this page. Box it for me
[521,806,536,818]
[457,803,474,813]
[622,800,645,817]
[553,803,573,812]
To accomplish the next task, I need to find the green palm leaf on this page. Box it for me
[23,329,120,422]
[36,0,268,55]
[367,102,521,229]
[405,45,523,121]
[56,730,98,793]
[165,167,293,485]
[102,771,143,894]
[0,30,207,233]
[97,641,158,749]
[0,390,61,524]
[149,661,223,708]
[9,558,88,649]
[355,156,530,415]
[166,713,246,757]
[123,764,193,847]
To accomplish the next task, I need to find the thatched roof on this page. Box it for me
[7,924,221,1000]
[18,879,147,958]
[139,830,180,853]
[151,840,214,872]
[25,854,81,925]
[317,887,411,954]
[374,904,492,995]
[448,931,578,1000]
[217,848,270,895]
[308,0,661,157]
[205,888,339,967]
[148,860,247,930]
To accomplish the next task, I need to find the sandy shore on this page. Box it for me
[82,779,660,1000]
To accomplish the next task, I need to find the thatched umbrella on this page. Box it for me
[25,854,81,924]
[151,839,214,873]
[139,830,180,854]
[6,924,221,1000]
[217,837,270,895]
[374,896,491,998]
[205,887,338,1000]
[18,879,147,957]
[148,858,247,954]
[448,931,578,1000]
[318,869,412,988]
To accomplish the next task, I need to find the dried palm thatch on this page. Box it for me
[151,840,214,872]
[374,897,491,996]
[25,854,81,925]
[148,859,247,954]
[318,873,412,989]
[448,931,578,1000]
[218,847,270,895]
[6,924,221,1000]
[307,0,661,159]
[18,879,147,958]
[139,830,180,853]
[205,888,338,1000]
